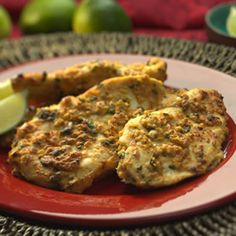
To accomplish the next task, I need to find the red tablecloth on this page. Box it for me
[0,0,232,41]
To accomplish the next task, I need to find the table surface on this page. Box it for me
[0,32,236,235]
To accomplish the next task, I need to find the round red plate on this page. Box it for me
[0,55,235,227]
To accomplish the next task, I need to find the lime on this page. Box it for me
[0,6,12,39]
[20,0,76,34]
[226,6,236,37]
[0,91,27,135]
[0,80,14,100]
[73,0,132,33]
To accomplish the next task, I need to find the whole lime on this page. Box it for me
[73,0,132,33]
[0,6,12,39]
[20,0,76,34]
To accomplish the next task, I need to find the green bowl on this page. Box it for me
[205,2,236,47]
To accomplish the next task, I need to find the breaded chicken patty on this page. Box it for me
[0,58,167,148]
[12,58,167,103]
[9,75,166,193]
[117,89,228,188]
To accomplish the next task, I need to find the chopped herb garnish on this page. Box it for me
[84,119,95,129]
[107,105,115,114]
[169,164,176,170]
[37,109,57,121]
[181,124,191,133]
[118,151,126,159]
[61,126,73,135]
[129,82,140,89]
[137,166,143,172]
[89,96,97,101]
[102,140,115,147]
[51,149,64,157]
[150,158,156,167]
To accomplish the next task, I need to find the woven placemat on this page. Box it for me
[0,33,236,236]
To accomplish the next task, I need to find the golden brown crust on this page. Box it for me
[117,89,228,188]
[8,58,228,193]
[1,58,167,149]
[12,58,167,103]
[9,75,166,193]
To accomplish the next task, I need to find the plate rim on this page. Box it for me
[0,54,235,227]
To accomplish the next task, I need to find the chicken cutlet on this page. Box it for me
[117,89,228,188]
[9,75,166,193]
[12,57,167,103]
[0,58,167,148]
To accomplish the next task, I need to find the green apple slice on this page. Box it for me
[0,80,14,100]
[0,91,27,135]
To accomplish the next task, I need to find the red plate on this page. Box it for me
[0,55,236,227]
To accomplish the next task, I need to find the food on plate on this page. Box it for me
[117,89,228,188]
[9,75,166,193]
[0,91,28,135]
[11,58,167,103]
[5,57,229,193]
[0,57,167,148]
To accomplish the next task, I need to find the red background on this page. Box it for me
[0,0,233,41]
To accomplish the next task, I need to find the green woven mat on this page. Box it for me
[0,33,236,236]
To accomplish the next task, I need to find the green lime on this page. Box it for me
[0,91,27,135]
[0,6,12,39]
[20,0,76,34]
[0,80,14,100]
[226,6,236,37]
[73,0,132,33]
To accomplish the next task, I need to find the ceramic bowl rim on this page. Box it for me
[205,2,236,39]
